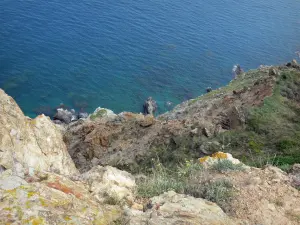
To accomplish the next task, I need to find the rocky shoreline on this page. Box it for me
[1,60,300,224]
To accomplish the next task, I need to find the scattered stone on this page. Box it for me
[190,127,198,135]
[202,127,212,137]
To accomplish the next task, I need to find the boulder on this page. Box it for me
[89,107,117,120]
[81,166,136,204]
[138,115,155,127]
[125,191,237,225]
[206,87,212,93]
[199,152,245,169]
[0,89,78,176]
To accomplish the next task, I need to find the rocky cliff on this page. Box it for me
[0,89,77,176]
[1,60,300,224]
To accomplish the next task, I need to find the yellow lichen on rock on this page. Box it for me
[199,152,243,169]
[212,151,228,159]
[199,156,210,163]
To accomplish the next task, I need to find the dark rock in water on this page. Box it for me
[54,108,73,124]
[287,59,300,69]
[143,97,157,115]
[78,112,89,119]
[206,87,212,93]
[232,64,244,78]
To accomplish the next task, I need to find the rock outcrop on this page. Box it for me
[0,89,77,176]
[81,165,136,204]
[0,169,121,224]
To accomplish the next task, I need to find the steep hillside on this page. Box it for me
[64,60,300,172]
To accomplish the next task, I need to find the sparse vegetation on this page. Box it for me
[137,159,234,212]
[103,192,123,206]
[196,179,234,211]
[209,69,300,168]
[211,159,245,172]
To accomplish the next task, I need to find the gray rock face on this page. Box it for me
[0,175,27,190]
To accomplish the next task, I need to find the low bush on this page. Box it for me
[211,160,245,172]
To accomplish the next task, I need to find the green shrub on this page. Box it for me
[211,160,245,172]
[200,179,234,211]
[276,139,297,151]
[278,164,293,172]
[248,140,263,154]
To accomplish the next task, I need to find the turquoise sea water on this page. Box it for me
[1,0,300,117]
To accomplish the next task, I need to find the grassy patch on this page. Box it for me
[137,160,234,212]
[196,179,234,211]
[211,160,245,172]
[209,69,300,168]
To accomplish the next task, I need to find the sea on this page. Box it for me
[1,0,300,118]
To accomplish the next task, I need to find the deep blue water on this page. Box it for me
[1,0,300,117]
